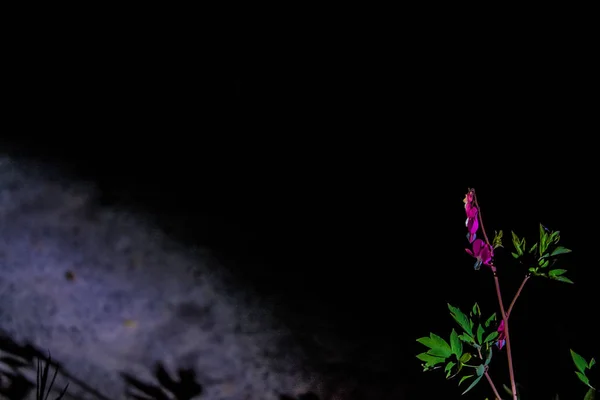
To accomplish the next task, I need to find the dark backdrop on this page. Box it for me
[2,15,598,399]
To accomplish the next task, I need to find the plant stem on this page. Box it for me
[507,274,530,319]
[484,371,503,400]
[478,347,503,400]
[493,274,517,400]
[473,189,518,400]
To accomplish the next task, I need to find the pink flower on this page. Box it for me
[463,191,478,243]
[463,191,474,207]
[465,239,493,270]
[496,320,506,350]
[465,204,479,243]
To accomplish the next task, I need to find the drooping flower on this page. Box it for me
[463,191,474,208]
[496,320,506,349]
[465,204,478,243]
[463,190,478,243]
[465,238,493,270]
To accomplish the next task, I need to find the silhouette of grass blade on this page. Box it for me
[36,352,69,400]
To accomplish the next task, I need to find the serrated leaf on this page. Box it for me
[476,324,485,344]
[423,333,452,358]
[484,331,499,344]
[459,374,473,386]
[450,329,463,357]
[417,352,445,367]
[484,313,497,328]
[584,387,596,400]
[458,333,476,345]
[551,246,572,256]
[445,361,456,378]
[417,337,434,348]
[553,275,574,284]
[448,304,473,336]
[549,269,568,277]
[529,242,538,254]
[572,350,589,373]
[462,374,484,395]
[576,371,591,386]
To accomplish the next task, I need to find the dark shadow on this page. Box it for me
[279,393,321,400]
[0,331,111,400]
[120,362,202,400]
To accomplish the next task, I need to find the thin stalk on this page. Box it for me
[478,347,503,400]
[507,274,530,319]
[472,189,518,400]
[484,371,503,400]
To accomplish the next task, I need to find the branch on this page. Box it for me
[472,189,518,400]
[507,274,530,319]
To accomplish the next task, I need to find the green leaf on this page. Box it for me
[549,269,568,277]
[448,304,473,336]
[458,333,476,345]
[540,224,549,253]
[553,275,574,284]
[417,352,445,367]
[512,252,520,259]
[459,353,472,364]
[445,361,456,378]
[484,347,493,365]
[416,337,435,348]
[476,364,485,377]
[472,303,481,317]
[551,246,572,256]
[476,324,485,345]
[450,329,463,357]
[589,358,596,369]
[462,374,484,395]
[503,384,512,395]
[458,374,473,386]
[539,259,550,268]
[511,231,522,253]
[584,387,596,400]
[529,242,538,254]
[493,230,504,249]
[484,331,499,344]
[484,313,497,328]
[572,350,589,373]
[576,371,591,386]
[423,333,452,358]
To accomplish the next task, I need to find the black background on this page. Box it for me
[2,11,598,399]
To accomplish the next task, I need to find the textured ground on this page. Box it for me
[0,155,405,399]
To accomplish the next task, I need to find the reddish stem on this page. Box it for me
[507,275,530,319]
[484,371,503,400]
[472,189,518,400]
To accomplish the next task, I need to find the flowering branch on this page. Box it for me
[472,189,518,400]
[417,187,580,398]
